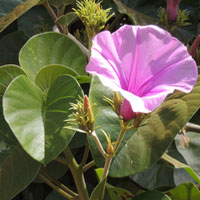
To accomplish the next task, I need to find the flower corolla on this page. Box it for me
[86,25,198,120]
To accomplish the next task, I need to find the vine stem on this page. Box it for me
[91,131,107,159]
[64,146,89,200]
[185,122,200,133]
[102,123,127,179]
[38,173,75,200]
[100,121,128,200]
[79,141,90,169]
[40,167,78,198]
[43,2,64,33]
[83,160,95,172]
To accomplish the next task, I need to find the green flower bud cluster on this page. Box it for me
[68,96,95,134]
[74,0,114,33]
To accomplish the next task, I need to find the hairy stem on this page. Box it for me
[64,147,89,200]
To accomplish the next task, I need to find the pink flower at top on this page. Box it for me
[166,0,181,22]
[86,25,198,120]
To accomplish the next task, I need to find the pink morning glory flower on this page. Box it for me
[166,0,181,22]
[86,25,198,120]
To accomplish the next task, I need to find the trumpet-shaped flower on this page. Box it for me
[86,25,198,120]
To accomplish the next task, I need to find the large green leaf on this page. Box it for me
[35,64,78,91]
[0,105,40,200]
[3,74,83,163]
[19,32,87,81]
[0,65,25,99]
[89,76,200,177]
[0,0,40,32]
[167,182,200,200]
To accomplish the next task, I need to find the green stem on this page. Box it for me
[113,123,127,154]
[79,141,90,169]
[83,160,95,173]
[38,173,75,200]
[100,123,128,200]
[43,2,64,33]
[185,122,200,133]
[40,167,78,198]
[91,131,107,159]
[103,122,128,178]
[86,28,92,58]
[64,147,89,200]
[55,156,68,165]
[86,27,96,58]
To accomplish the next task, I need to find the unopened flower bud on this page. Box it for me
[101,129,113,155]
[107,142,114,155]
[84,95,90,113]
[68,96,95,134]
[84,95,95,133]
[166,0,181,22]
[120,99,136,121]
[189,35,200,59]
[113,92,122,116]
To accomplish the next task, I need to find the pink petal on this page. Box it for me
[86,30,125,90]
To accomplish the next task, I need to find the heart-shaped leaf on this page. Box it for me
[19,32,87,81]
[3,74,83,163]
[35,64,78,91]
